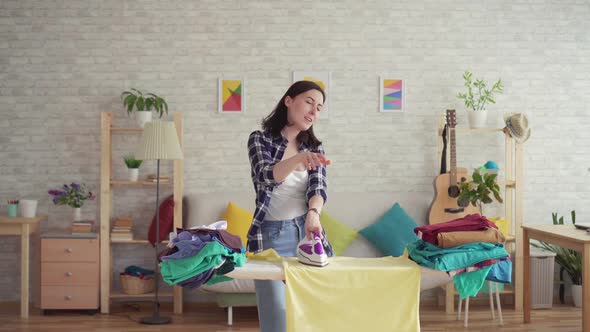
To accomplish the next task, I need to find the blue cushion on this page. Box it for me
[359,202,418,257]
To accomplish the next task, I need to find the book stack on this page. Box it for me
[71,220,95,235]
[145,174,171,184]
[110,216,134,242]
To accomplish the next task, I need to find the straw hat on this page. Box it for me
[503,113,531,142]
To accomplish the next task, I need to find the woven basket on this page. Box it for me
[120,274,155,295]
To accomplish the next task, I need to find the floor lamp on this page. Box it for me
[136,120,183,325]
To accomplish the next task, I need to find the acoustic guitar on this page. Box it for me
[428,109,479,224]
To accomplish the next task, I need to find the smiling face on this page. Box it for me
[284,89,324,131]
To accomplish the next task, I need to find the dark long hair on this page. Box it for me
[262,80,325,150]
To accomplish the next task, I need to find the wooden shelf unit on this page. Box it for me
[100,112,184,314]
[437,122,525,313]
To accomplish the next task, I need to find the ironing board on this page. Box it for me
[225,258,451,291]
[228,256,427,332]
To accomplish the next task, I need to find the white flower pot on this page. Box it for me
[467,109,488,128]
[128,168,139,182]
[19,199,38,218]
[136,111,152,128]
[72,207,82,222]
[572,284,582,307]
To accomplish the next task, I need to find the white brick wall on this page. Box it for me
[1,0,589,302]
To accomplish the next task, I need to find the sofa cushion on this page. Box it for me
[320,211,358,256]
[221,201,254,247]
[359,203,418,257]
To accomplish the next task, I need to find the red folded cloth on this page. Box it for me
[414,214,498,246]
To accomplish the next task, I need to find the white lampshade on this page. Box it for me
[136,120,183,160]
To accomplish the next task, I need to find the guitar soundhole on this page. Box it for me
[448,185,460,198]
[461,177,467,182]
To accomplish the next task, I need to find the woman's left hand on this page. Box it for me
[304,211,323,240]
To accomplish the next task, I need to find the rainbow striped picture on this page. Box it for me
[218,78,245,113]
[380,77,404,112]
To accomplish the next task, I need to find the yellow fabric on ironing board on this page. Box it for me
[249,248,282,262]
[283,256,420,332]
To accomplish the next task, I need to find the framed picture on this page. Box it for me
[292,71,331,119]
[379,77,404,113]
[218,78,245,114]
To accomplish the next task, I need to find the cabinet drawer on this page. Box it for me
[41,262,99,286]
[41,238,99,262]
[41,285,98,309]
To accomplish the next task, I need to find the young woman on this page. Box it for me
[246,80,333,332]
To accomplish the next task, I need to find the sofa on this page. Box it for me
[184,191,451,325]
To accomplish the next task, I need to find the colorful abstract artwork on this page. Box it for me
[218,78,245,113]
[380,77,404,112]
[292,71,331,119]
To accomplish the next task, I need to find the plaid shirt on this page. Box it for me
[246,130,332,254]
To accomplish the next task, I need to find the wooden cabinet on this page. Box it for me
[40,235,99,311]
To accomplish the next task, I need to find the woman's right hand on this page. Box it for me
[298,152,331,171]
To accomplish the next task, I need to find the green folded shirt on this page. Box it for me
[160,241,246,285]
[407,240,508,271]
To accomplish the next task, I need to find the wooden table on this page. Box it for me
[523,224,590,331]
[0,216,46,318]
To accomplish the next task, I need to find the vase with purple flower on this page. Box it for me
[48,183,96,221]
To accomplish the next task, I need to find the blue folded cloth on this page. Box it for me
[486,259,512,283]
[124,265,154,277]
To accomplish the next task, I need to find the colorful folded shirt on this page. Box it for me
[486,258,512,284]
[437,227,505,248]
[414,214,498,246]
[447,258,501,277]
[407,240,509,272]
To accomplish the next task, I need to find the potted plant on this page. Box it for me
[457,169,503,214]
[123,154,143,182]
[457,71,504,128]
[531,211,582,307]
[48,183,96,221]
[121,88,169,128]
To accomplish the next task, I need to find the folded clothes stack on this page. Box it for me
[158,222,247,289]
[409,214,511,299]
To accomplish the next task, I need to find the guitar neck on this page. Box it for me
[449,127,457,186]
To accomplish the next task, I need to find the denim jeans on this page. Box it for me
[254,214,306,332]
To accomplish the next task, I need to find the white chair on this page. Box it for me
[457,281,504,327]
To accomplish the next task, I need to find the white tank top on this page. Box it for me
[265,170,308,221]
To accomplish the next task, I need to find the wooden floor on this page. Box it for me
[0,302,582,332]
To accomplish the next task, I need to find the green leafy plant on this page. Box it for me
[531,210,580,304]
[457,71,504,111]
[457,169,503,212]
[121,88,168,118]
[123,154,143,169]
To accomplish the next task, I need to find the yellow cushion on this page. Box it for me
[488,217,511,237]
[321,211,358,256]
[221,201,254,248]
